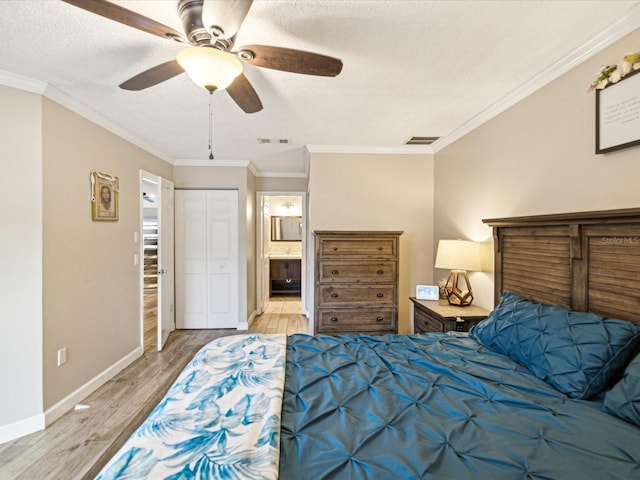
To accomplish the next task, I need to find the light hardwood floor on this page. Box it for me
[0,296,307,480]
[250,295,308,335]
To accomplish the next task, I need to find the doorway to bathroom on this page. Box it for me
[256,193,308,325]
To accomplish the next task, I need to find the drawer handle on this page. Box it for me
[330,317,339,322]
[377,270,384,275]
[376,316,384,322]
[378,246,383,250]
[285,278,292,284]
[331,293,339,298]
[333,247,338,251]
[331,270,339,275]
[376,293,384,298]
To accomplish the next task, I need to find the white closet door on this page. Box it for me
[206,190,238,328]
[175,189,238,329]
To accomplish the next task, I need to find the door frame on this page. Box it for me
[139,170,175,351]
[255,192,308,317]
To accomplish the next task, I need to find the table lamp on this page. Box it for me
[435,239,482,306]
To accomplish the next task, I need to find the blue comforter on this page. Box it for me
[279,333,640,479]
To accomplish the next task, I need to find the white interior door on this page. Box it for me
[157,178,175,350]
[175,189,238,329]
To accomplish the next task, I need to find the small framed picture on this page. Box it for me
[91,171,119,221]
[416,285,439,300]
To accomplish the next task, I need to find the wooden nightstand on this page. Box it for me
[410,297,490,334]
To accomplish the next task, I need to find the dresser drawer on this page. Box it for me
[318,261,396,283]
[319,237,397,258]
[318,285,396,306]
[318,308,397,332]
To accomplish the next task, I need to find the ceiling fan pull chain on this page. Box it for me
[208,92,214,160]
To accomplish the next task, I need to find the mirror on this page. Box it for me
[271,216,302,241]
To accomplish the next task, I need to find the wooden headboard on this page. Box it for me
[483,208,640,323]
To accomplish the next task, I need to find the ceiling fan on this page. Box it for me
[61,0,343,114]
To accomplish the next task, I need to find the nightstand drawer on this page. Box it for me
[414,307,443,333]
[318,285,396,306]
[442,317,484,332]
[410,297,490,334]
[318,261,396,283]
[317,308,397,332]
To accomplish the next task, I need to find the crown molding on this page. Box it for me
[306,144,434,155]
[0,69,47,94]
[431,3,640,153]
[255,170,308,178]
[174,159,252,168]
[174,159,307,178]
[0,70,175,165]
[44,85,174,164]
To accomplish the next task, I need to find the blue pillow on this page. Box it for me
[603,354,640,425]
[469,291,640,399]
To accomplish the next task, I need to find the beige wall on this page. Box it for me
[1,87,173,440]
[0,86,44,435]
[308,153,435,333]
[246,171,257,317]
[434,28,640,310]
[255,175,308,192]
[42,98,173,411]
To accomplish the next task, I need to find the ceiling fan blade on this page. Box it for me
[226,73,263,113]
[62,0,185,43]
[202,0,253,40]
[119,60,185,91]
[237,45,343,77]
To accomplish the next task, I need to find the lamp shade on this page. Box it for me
[434,240,481,272]
[176,46,243,91]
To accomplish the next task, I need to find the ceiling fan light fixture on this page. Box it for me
[176,46,243,92]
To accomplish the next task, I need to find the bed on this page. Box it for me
[96,208,640,479]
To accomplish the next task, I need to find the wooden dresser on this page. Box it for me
[314,231,402,335]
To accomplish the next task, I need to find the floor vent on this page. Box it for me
[405,136,439,145]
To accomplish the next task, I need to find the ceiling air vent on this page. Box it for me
[258,138,290,144]
[405,136,439,145]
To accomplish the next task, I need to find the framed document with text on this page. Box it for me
[596,69,640,154]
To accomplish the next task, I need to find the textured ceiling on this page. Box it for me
[1,1,639,175]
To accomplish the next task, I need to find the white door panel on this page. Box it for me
[176,189,238,329]
[157,178,175,351]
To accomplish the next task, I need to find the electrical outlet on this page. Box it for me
[57,347,67,366]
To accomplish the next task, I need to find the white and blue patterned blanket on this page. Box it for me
[96,334,287,480]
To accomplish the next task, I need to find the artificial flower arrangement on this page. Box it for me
[588,51,640,92]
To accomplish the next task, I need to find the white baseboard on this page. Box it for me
[0,413,45,444]
[0,346,143,444]
[44,346,144,427]
[245,310,258,330]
